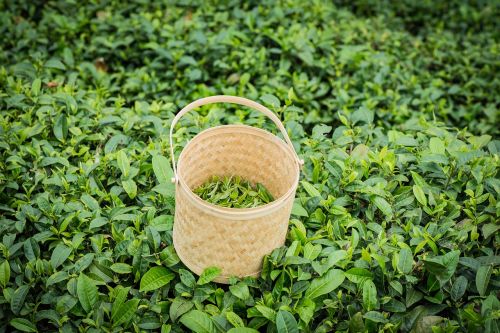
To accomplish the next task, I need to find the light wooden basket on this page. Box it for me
[169,96,303,283]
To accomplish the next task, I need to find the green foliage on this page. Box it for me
[194,176,274,208]
[0,0,499,332]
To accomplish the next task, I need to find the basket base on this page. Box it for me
[172,235,260,284]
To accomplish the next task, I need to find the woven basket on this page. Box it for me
[169,95,303,283]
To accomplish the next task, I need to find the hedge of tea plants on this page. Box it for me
[0,1,498,332]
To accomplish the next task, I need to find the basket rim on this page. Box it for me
[176,124,300,218]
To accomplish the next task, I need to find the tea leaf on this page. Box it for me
[397,248,413,275]
[110,263,133,274]
[140,267,175,292]
[306,269,345,299]
[180,310,216,333]
[112,299,139,327]
[0,261,10,288]
[451,276,468,301]
[117,150,130,177]
[301,181,321,198]
[170,298,194,322]
[77,273,98,313]
[50,244,72,269]
[276,310,298,333]
[363,280,378,311]
[197,267,221,285]
[412,185,427,207]
[476,265,492,296]
[9,318,37,332]
[152,155,174,184]
[11,285,30,315]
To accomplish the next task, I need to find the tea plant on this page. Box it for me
[194,176,274,208]
[0,1,499,333]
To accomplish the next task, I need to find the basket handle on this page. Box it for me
[169,95,304,183]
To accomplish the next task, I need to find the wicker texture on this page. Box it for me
[171,96,301,284]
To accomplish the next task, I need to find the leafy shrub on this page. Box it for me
[0,1,498,332]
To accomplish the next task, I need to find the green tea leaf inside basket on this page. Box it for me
[194,175,275,208]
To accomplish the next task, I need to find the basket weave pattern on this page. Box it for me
[173,126,298,283]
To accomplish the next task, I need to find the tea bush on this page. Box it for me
[0,1,498,332]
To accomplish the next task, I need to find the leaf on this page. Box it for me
[412,185,427,206]
[260,94,280,108]
[153,183,175,197]
[349,312,365,332]
[351,107,374,124]
[326,250,347,269]
[476,265,492,296]
[0,260,10,288]
[482,223,500,239]
[255,304,276,320]
[73,253,95,272]
[140,266,175,292]
[363,311,387,323]
[170,298,194,322]
[197,266,221,285]
[11,285,30,314]
[229,283,250,300]
[301,181,321,197]
[305,269,345,299]
[45,58,66,70]
[112,299,139,327]
[291,202,308,217]
[468,135,492,149]
[372,196,393,218]
[77,273,98,313]
[423,250,460,284]
[397,248,413,275]
[105,134,129,154]
[117,150,130,177]
[345,267,373,284]
[451,276,468,301]
[122,179,137,198]
[152,155,173,184]
[180,310,216,333]
[50,244,72,269]
[303,243,321,261]
[414,316,445,333]
[112,287,130,316]
[81,194,99,211]
[276,310,298,333]
[89,217,108,229]
[46,271,69,287]
[297,298,315,325]
[226,311,245,327]
[298,51,314,65]
[53,113,68,141]
[228,328,259,333]
[10,318,37,332]
[179,269,196,288]
[23,238,38,261]
[429,137,445,155]
[31,78,41,95]
[363,280,378,311]
[312,124,332,139]
[63,47,74,67]
[110,263,133,274]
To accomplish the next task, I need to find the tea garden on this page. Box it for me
[0,1,498,332]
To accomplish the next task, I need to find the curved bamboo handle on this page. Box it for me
[169,95,303,183]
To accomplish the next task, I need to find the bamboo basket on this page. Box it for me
[169,95,303,283]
